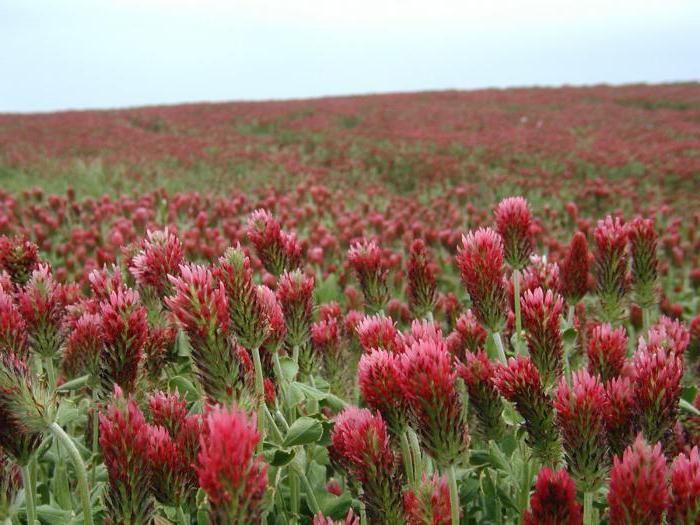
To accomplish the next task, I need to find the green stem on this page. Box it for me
[177,506,188,525]
[493,332,508,364]
[583,492,594,525]
[400,431,415,487]
[45,356,56,392]
[293,461,321,515]
[513,270,523,353]
[90,387,99,488]
[49,422,94,525]
[21,464,36,525]
[289,469,300,523]
[426,310,434,323]
[308,374,319,414]
[447,465,460,525]
[408,429,423,483]
[251,346,266,451]
[566,305,575,326]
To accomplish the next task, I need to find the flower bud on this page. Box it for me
[494,196,534,270]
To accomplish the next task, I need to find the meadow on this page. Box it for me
[0,83,698,524]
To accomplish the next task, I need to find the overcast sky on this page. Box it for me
[1,0,699,113]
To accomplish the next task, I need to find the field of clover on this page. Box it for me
[0,84,698,524]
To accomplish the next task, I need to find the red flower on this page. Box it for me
[130,228,183,297]
[554,370,608,491]
[330,407,403,523]
[256,284,286,349]
[0,291,28,359]
[197,405,267,523]
[604,376,638,457]
[148,390,188,437]
[277,269,315,374]
[608,436,669,525]
[147,424,193,507]
[586,323,628,381]
[356,314,403,354]
[62,312,103,379]
[403,473,453,525]
[558,231,590,305]
[406,239,437,318]
[456,350,504,441]
[456,228,507,332]
[88,264,124,300]
[523,468,582,525]
[644,316,690,357]
[313,510,360,525]
[99,386,155,524]
[247,209,301,277]
[520,287,564,387]
[668,446,700,524]
[0,235,40,286]
[628,216,658,309]
[358,349,407,436]
[348,239,389,313]
[593,216,629,321]
[446,310,487,358]
[494,196,534,269]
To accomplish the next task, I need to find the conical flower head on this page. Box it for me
[358,349,408,436]
[148,390,188,437]
[456,350,505,441]
[247,209,301,276]
[399,339,467,466]
[130,228,184,298]
[0,353,48,465]
[0,291,28,359]
[330,407,403,523]
[523,468,582,525]
[98,288,148,395]
[406,239,437,318]
[494,196,534,269]
[456,228,507,332]
[628,216,658,309]
[348,239,389,313]
[403,473,453,525]
[99,386,155,525]
[586,323,628,381]
[446,310,487,358]
[494,356,561,465]
[632,343,683,443]
[608,436,668,525]
[88,264,124,300]
[520,287,564,387]
[0,449,21,520]
[558,231,590,305]
[256,285,286,350]
[593,216,629,321]
[0,235,40,286]
[643,316,690,358]
[277,269,315,368]
[62,312,103,379]
[519,254,561,295]
[167,264,250,405]
[197,405,267,525]
[147,424,194,508]
[400,319,443,348]
[356,314,404,354]
[604,376,638,457]
[554,370,609,491]
[669,446,700,524]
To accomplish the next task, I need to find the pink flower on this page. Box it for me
[523,468,582,525]
[406,239,437,318]
[446,310,487,358]
[403,474,453,525]
[148,390,188,437]
[356,314,403,354]
[0,235,40,286]
[586,323,628,381]
[558,231,590,305]
[62,312,103,379]
[130,228,183,297]
[0,291,28,359]
[456,228,507,332]
[313,510,360,525]
[456,350,504,441]
[256,285,286,349]
[247,209,301,276]
[348,239,389,312]
[197,405,267,523]
[593,216,629,321]
[494,196,534,269]
[520,287,564,386]
[358,349,407,436]
[628,216,658,309]
[88,264,124,299]
[668,446,700,524]
[147,424,193,507]
[608,436,669,525]
[604,376,638,457]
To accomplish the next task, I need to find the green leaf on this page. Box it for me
[36,504,73,524]
[169,375,201,401]
[56,374,90,392]
[318,491,353,519]
[562,327,578,344]
[486,333,498,361]
[680,398,700,417]
[264,447,296,467]
[285,383,305,407]
[292,382,328,401]
[176,329,192,357]
[279,356,298,383]
[283,416,324,447]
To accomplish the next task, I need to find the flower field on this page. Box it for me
[0,83,699,524]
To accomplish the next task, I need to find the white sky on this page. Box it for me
[1,0,699,112]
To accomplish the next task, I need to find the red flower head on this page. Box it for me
[516,255,561,298]
[313,510,360,525]
[494,356,560,465]
[406,239,437,318]
[554,370,608,491]
[0,291,28,359]
[256,285,286,349]
[456,350,505,441]
[586,323,628,381]
[319,301,343,324]
[494,196,534,269]
[358,349,407,436]
[62,312,103,379]
[330,407,403,522]
[399,339,467,466]
[99,288,148,395]
[0,449,22,519]
[446,310,487,358]
[356,314,403,354]
[277,269,315,373]
[0,235,40,286]
[644,316,690,357]
[608,436,669,525]
[669,446,700,524]
[628,216,658,309]
[99,386,155,524]
[523,467,582,525]
[593,216,629,321]
[520,287,564,387]
[214,246,268,350]
[348,239,389,313]
[247,209,301,276]
[632,343,683,443]
[142,324,177,380]
[403,473,453,525]
[148,390,188,438]
[167,264,249,405]
[130,228,184,298]
[88,264,124,300]
[558,231,590,305]
[400,319,444,348]
[147,424,194,508]
[604,376,638,457]
[456,228,507,332]
[197,405,267,524]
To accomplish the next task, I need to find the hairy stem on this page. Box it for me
[251,346,266,452]
[513,270,523,353]
[493,332,508,364]
[400,431,415,487]
[21,464,36,525]
[447,464,460,525]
